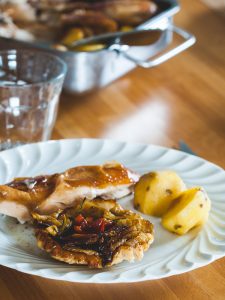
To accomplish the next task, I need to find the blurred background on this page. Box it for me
[54,1,225,166]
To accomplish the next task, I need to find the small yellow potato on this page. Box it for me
[161,187,211,235]
[72,43,106,52]
[120,25,133,32]
[134,171,186,217]
[61,28,84,46]
[52,44,68,52]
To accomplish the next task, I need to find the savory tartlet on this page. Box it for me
[32,199,154,268]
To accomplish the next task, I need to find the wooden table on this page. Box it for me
[1,0,225,299]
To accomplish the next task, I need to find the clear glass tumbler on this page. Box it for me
[0,49,67,151]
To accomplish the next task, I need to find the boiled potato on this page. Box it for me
[134,171,186,217]
[161,187,211,235]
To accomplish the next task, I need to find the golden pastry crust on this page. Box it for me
[36,229,102,268]
[33,199,154,268]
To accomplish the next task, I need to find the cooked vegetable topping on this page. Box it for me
[32,199,153,266]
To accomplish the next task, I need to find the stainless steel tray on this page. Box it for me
[0,0,195,95]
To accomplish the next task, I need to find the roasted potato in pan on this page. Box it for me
[134,171,186,217]
[61,28,85,46]
[161,187,211,235]
[72,43,106,52]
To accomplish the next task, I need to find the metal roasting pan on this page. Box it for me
[0,0,196,94]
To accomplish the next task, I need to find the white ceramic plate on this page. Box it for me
[0,139,224,283]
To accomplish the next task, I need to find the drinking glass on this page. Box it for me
[0,49,67,151]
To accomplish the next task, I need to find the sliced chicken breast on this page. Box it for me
[0,162,139,222]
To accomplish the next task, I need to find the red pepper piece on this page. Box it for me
[91,218,104,232]
[74,225,82,233]
[75,214,85,225]
[100,220,105,232]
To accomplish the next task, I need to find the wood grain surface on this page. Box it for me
[0,0,225,299]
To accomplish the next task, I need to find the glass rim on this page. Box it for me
[0,49,67,88]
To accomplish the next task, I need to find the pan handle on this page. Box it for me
[116,25,196,68]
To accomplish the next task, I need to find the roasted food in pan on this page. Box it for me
[0,162,139,222]
[32,199,154,268]
[60,10,119,35]
[0,12,35,40]
[0,0,158,49]
[93,0,157,25]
